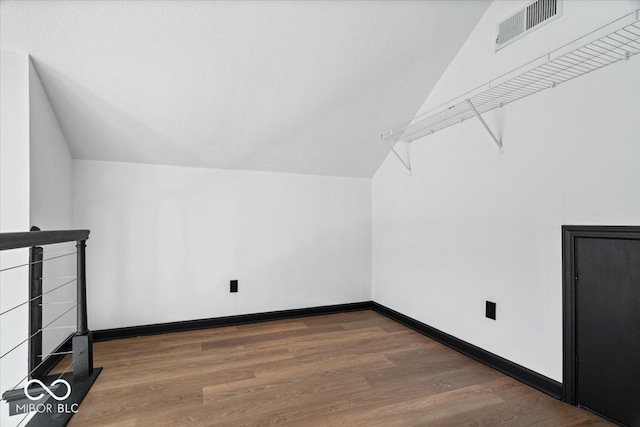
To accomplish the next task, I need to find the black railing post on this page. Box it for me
[73,239,93,378]
[28,245,43,377]
[76,240,88,335]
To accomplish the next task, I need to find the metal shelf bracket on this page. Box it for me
[465,99,503,154]
[383,139,412,175]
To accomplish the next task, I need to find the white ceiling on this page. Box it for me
[1,0,490,178]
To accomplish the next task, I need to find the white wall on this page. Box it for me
[0,50,31,427]
[28,58,76,357]
[73,160,371,330]
[29,59,73,231]
[0,51,30,233]
[373,0,640,382]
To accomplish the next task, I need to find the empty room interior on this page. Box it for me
[1,0,639,426]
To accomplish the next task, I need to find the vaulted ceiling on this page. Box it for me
[1,0,490,177]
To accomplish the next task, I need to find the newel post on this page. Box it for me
[73,239,93,378]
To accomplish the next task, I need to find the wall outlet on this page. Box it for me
[486,301,496,320]
[230,280,238,293]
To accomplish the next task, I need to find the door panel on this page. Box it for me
[576,237,640,426]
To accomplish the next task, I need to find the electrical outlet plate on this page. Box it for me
[486,301,496,320]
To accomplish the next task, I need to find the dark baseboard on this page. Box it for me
[93,301,372,341]
[370,302,563,399]
[32,333,74,379]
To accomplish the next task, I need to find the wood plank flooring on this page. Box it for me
[57,310,611,426]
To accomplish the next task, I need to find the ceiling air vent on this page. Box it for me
[496,0,563,51]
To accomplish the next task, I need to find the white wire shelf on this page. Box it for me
[382,9,640,148]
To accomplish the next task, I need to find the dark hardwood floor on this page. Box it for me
[56,310,611,426]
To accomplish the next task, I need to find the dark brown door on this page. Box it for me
[575,237,640,426]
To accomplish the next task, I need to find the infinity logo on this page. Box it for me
[24,379,71,401]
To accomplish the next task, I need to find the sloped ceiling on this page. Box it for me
[1,1,490,178]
